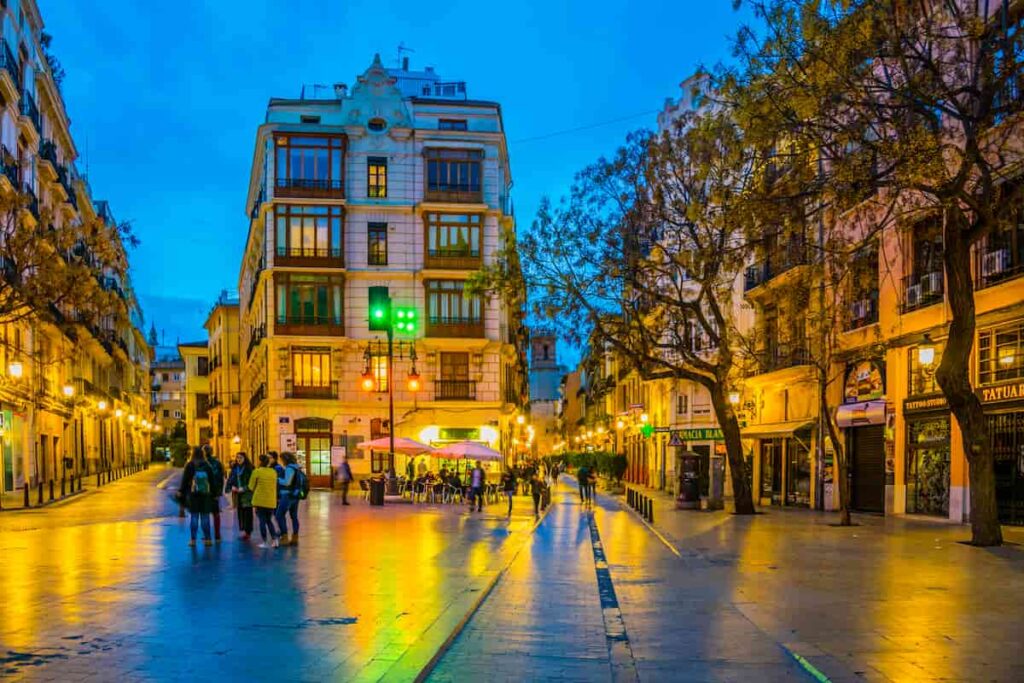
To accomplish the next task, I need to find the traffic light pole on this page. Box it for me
[387,326,395,473]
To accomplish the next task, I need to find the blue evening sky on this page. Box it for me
[42,0,751,358]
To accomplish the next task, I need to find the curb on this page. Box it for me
[610,493,682,558]
[412,491,558,683]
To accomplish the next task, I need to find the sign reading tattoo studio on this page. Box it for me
[977,381,1024,405]
[903,394,947,415]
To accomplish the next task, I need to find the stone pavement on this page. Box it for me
[606,481,1024,682]
[0,469,545,682]
[0,463,153,512]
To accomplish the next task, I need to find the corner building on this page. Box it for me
[238,56,523,483]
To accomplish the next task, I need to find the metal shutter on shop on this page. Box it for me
[851,425,886,513]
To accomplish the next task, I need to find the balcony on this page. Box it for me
[38,139,58,179]
[751,345,813,375]
[247,323,266,358]
[57,165,77,208]
[744,236,809,292]
[0,41,19,96]
[19,90,40,133]
[0,146,17,189]
[424,186,483,204]
[275,314,344,337]
[21,184,38,221]
[274,177,344,199]
[434,379,476,401]
[425,248,482,270]
[975,247,1024,289]
[426,316,484,338]
[250,187,265,220]
[901,271,944,313]
[285,380,338,399]
[275,246,344,268]
[249,383,266,411]
[846,295,879,330]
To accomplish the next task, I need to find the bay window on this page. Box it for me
[425,213,482,268]
[275,273,344,335]
[274,134,345,197]
[426,280,483,337]
[275,205,343,265]
[424,148,483,203]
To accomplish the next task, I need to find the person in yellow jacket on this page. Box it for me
[249,453,280,548]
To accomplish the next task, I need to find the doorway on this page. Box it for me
[760,438,783,504]
[294,417,333,488]
[849,425,885,513]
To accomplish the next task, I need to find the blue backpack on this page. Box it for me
[290,464,310,500]
[192,465,211,495]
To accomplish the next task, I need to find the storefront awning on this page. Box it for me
[740,419,816,440]
[836,400,886,428]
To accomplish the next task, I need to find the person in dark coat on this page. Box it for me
[177,447,214,546]
[225,452,254,539]
[203,444,225,542]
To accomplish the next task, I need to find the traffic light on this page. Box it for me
[368,287,391,331]
[394,306,416,334]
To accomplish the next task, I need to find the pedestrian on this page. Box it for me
[276,452,303,546]
[177,446,214,547]
[249,453,280,548]
[577,465,589,504]
[226,452,254,540]
[337,454,353,506]
[501,469,516,517]
[529,472,543,517]
[469,460,485,512]
[268,451,284,478]
[588,469,598,504]
[203,444,225,542]
[417,458,428,477]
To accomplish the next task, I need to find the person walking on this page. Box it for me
[587,468,598,505]
[469,460,486,512]
[276,452,302,546]
[337,455,353,506]
[177,447,214,547]
[529,472,543,517]
[226,452,254,540]
[501,469,516,517]
[202,445,225,542]
[577,464,590,505]
[249,453,280,548]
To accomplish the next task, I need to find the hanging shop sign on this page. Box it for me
[976,381,1024,405]
[903,393,947,415]
[280,433,297,453]
[844,359,885,404]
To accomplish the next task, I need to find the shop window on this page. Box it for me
[978,322,1024,386]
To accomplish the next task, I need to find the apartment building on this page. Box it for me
[0,0,152,495]
[238,55,526,484]
[178,342,210,448]
[150,352,185,434]
[205,292,241,462]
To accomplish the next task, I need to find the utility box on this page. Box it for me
[675,451,701,509]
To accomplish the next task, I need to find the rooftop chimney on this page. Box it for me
[333,83,348,98]
[402,57,409,71]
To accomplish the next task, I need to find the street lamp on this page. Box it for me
[728,390,741,406]
[62,384,74,398]
[918,335,936,367]
[114,408,123,418]
[640,412,649,424]
[516,414,526,426]
[407,367,421,392]
[616,419,625,430]
[7,361,22,379]
[97,400,107,411]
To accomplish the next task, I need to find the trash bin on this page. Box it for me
[675,451,701,510]
[369,478,386,506]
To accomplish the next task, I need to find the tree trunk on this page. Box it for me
[710,385,756,514]
[820,388,851,525]
[937,214,1001,546]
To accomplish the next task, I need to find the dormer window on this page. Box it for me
[368,118,387,132]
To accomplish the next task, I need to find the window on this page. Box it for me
[977,183,1024,287]
[425,148,483,201]
[367,157,387,198]
[174,410,182,419]
[368,118,386,132]
[909,343,943,395]
[437,352,473,400]
[368,223,388,265]
[162,372,169,382]
[440,352,470,381]
[847,242,879,329]
[979,323,1024,386]
[275,205,343,261]
[427,280,482,323]
[274,134,344,194]
[370,353,388,392]
[439,119,468,131]
[426,213,481,259]
[275,273,344,328]
[197,357,209,376]
[692,391,711,416]
[676,393,688,416]
[163,409,169,418]
[300,115,321,124]
[903,216,944,311]
[292,349,331,387]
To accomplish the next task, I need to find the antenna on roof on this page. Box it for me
[397,42,414,70]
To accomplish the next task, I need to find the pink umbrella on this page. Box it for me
[356,437,433,455]
[432,441,502,462]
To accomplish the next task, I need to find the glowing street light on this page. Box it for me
[7,362,22,379]
[728,391,741,406]
[918,335,936,367]
[516,414,526,426]
[62,384,75,398]
[115,409,123,418]
[97,400,107,411]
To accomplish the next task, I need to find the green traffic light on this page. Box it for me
[373,309,384,319]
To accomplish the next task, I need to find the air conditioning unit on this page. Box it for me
[982,249,1010,278]
[906,284,922,308]
[921,271,943,295]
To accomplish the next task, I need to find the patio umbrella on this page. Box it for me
[432,441,502,462]
[356,436,434,455]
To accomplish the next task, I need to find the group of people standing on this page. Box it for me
[177,446,307,549]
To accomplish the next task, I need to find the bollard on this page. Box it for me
[61,477,66,498]
[23,482,29,508]
[97,470,102,487]
[49,479,54,501]
[37,481,43,505]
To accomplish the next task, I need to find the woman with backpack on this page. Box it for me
[249,453,280,548]
[276,452,305,546]
[202,445,225,542]
[177,447,214,547]
[226,452,254,540]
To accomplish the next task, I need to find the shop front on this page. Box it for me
[838,360,887,513]
[903,394,951,518]
[742,420,815,507]
[668,427,723,498]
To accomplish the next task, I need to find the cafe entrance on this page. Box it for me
[294,418,333,488]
